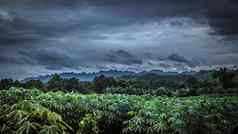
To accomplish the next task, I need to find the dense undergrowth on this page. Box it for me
[0,87,238,134]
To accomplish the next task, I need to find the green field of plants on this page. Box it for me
[0,87,238,134]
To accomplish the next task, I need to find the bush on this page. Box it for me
[0,88,238,134]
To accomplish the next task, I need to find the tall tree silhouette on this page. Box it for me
[93,75,116,93]
[213,68,235,88]
[47,74,63,91]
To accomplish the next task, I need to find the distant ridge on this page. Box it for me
[22,70,187,83]
[22,64,238,83]
[21,70,136,83]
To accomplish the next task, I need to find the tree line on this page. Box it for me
[0,74,126,93]
[0,68,238,95]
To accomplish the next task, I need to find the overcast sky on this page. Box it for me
[0,0,238,79]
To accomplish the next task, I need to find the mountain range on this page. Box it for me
[22,64,238,83]
[22,70,196,83]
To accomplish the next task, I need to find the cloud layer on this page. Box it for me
[0,0,238,79]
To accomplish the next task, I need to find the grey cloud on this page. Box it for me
[0,55,26,65]
[0,0,238,79]
[0,12,47,46]
[167,53,207,67]
[18,49,79,70]
[169,20,185,27]
[0,9,114,49]
[206,0,238,37]
[167,53,190,63]
[191,57,207,65]
[104,50,143,65]
[0,11,36,45]
[1,0,238,41]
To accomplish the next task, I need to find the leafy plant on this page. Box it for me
[0,88,238,134]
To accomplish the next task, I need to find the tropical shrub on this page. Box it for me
[0,100,72,134]
[0,87,238,134]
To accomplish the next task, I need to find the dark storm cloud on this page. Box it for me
[0,55,26,65]
[167,53,203,67]
[0,10,86,46]
[206,0,238,36]
[167,53,190,63]
[18,49,79,70]
[0,0,238,79]
[104,50,143,65]
[1,0,237,41]
[0,11,37,45]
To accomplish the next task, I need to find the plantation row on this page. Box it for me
[0,87,238,134]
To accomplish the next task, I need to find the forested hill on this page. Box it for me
[22,70,136,83]
[21,69,213,83]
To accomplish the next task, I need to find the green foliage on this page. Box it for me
[0,79,14,89]
[47,74,64,91]
[0,99,71,134]
[106,86,238,96]
[119,74,201,89]
[0,79,23,90]
[0,88,238,134]
[16,121,39,134]
[2,68,238,96]
[25,80,44,89]
[93,75,117,93]
[63,78,80,91]
[39,125,63,134]
[77,113,100,134]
